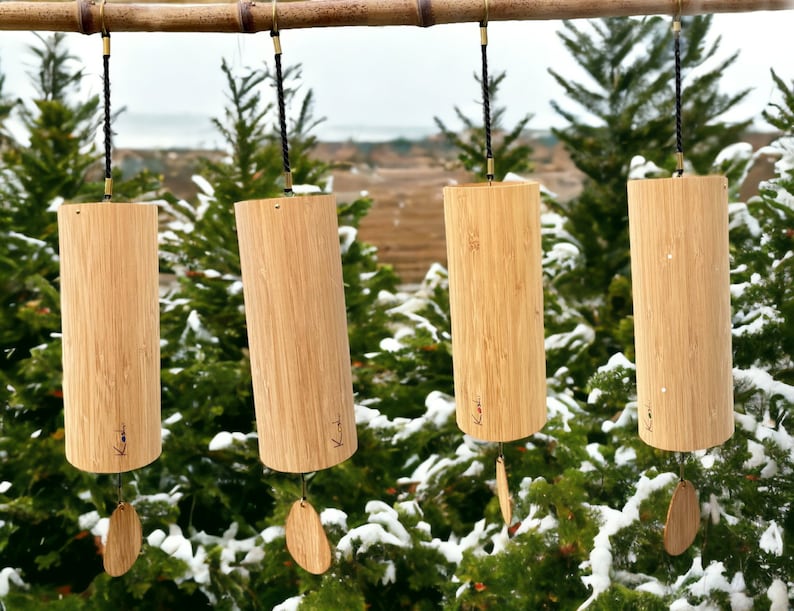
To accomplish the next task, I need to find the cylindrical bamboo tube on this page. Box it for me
[235,194,357,473]
[628,175,734,451]
[443,181,547,442]
[58,202,161,474]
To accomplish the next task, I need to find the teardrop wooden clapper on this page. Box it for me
[663,474,700,556]
[104,499,143,577]
[443,10,547,526]
[234,9,356,573]
[58,21,160,576]
[627,9,732,555]
[285,496,332,575]
[495,451,512,525]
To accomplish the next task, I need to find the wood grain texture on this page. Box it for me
[1,1,790,33]
[495,456,512,525]
[628,176,733,451]
[235,195,356,473]
[663,480,700,556]
[444,182,547,442]
[58,202,161,474]
[103,502,142,577]
[285,499,332,575]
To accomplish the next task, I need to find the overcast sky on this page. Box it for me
[0,10,792,146]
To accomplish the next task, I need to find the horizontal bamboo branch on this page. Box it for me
[0,0,791,34]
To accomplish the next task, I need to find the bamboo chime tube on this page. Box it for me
[444,181,547,442]
[58,202,161,473]
[235,194,357,473]
[628,175,734,452]
[0,0,791,33]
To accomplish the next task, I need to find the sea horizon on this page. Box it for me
[113,111,447,150]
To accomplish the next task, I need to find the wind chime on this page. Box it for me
[443,2,547,525]
[627,5,733,555]
[58,3,161,577]
[234,1,357,575]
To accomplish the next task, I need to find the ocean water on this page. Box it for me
[114,112,437,149]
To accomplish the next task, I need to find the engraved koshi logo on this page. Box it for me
[642,404,653,432]
[113,423,128,456]
[331,415,343,448]
[473,396,483,426]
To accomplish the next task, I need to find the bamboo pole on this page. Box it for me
[0,0,791,34]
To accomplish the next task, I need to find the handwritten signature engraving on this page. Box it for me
[331,415,344,448]
[473,396,483,426]
[113,423,128,456]
[642,405,653,432]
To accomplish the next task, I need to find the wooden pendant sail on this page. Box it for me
[628,175,733,451]
[58,202,161,473]
[235,194,357,473]
[443,181,547,442]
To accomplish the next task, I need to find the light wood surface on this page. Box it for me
[58,202,161,474]
[285,499,332,575]
[663,480,699,556]
[495,455,512,525]
[103,502,142,577]
[235,195,356,473]
[1,1,790,33]
[628,176,733,452]
[444,182,547,442]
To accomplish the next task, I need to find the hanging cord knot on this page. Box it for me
[673,6,684,177]
[480,0,494,184]
[271,0,293,195]
[100,0,113,199]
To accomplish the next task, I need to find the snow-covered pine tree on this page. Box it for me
[2,21,792,611]
[123,58,406,608]
[579,65,794,611]
[0,34,162,605]
[434,70,534,181]
[549,16,752,373]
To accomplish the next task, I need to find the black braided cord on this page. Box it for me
[102,32,112,199]
[480,22,494,182]
[272,32,292,195]
[674,24,683,177]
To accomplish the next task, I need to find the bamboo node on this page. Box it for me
[75,0,91,35]
[237,1,255,33]
[415,0,435,28]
